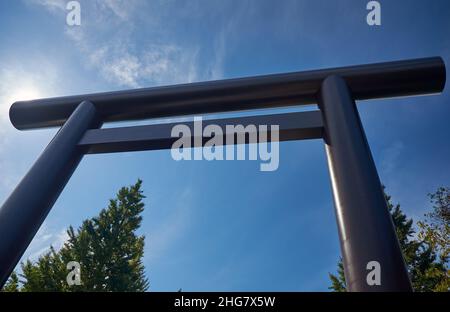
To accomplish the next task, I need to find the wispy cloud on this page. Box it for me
[27,0,203,88]
[83,42,199,88]
[100,0,139,21]
[26,0,66,12]
[23,222,69,262]
[380,141,404,178]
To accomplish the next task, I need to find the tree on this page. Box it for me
[329,187,449,291]
[417,187,450,291]
[1,272,19,292]
[328,258,346,292]
[418,187,449,262]
[2,179,149,292]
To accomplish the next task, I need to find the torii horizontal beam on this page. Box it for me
[10,57,445,130]
[0,57,446,291]
[79,111,323,154]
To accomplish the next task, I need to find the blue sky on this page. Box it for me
[0,0,449,291]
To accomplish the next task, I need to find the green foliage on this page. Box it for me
[328,258,346,292]
[416,187,450,291]
[1,272,19,292]
[3,179,149,292]
[418,187,449,261]
[329,186,449,292]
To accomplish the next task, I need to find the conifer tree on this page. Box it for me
[1,272,19,292]
[3,180,149,292]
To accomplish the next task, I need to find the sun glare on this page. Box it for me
[1,84,43,119]
[7,85,42,103]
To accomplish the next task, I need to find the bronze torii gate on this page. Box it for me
[0,57,445,291]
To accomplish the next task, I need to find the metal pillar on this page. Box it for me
[9,57,445,130]
[0,101,101,286]
[319,75,412,291]
[0,57,444,290]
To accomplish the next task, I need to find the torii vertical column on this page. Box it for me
[319,75,412,291]
[0,101,101,286]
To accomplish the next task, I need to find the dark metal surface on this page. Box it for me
[10,57,445,130]
[319,75,412,291]
[79,111,323,154]
[0,57,445,291]
[0,101,101,286]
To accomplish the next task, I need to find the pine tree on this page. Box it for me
[1,272,19,292]
[20,247,67,291]
[3,180,149,292]
[328,258,346,292]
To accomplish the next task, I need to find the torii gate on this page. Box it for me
[0,57,445,291]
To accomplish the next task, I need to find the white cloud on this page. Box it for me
[27,0,139,20]
[101,0,138,21]
[142,45,200,85]
[26,0,66,12]
[88,46,141,88]
[24,222,69,262]
[89,38,199,87]
[27,0,203,88]
[83,42,199,88]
